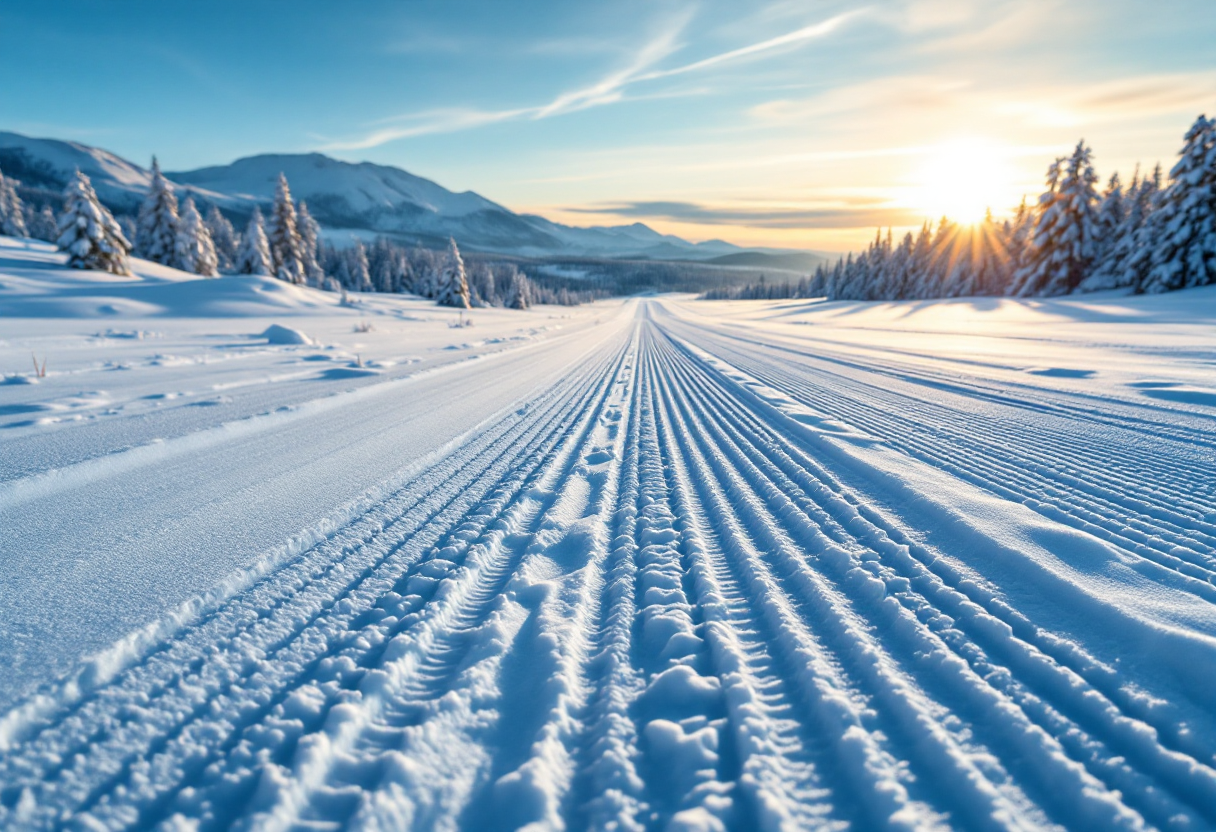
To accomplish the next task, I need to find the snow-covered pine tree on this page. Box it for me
[23,204,40,240]
[296,201,323,286]
[1094,172,1125,255]
[0,166,28,238]
[921,217,959,298]
[1136,115,1216,294]
[135,157,180,266]
[27,204,58,242]
[1114,165,1163,289]
[465,260,494,306]
[368,238,392,293]
[436,237,471,308]
[345,240,371,291]
[940,222,978,298]
[507,267,530,309]
[1010,142,1100,296]
[57,170,132,275]
[235,207,273,275]
[886,232,915,298]
[267,173,304,284]
[861,228,891,299]
[971,211,1009,296]
[905,222,934,299]
[1079,172,1134,291]
[393,252,413,293]
[174,198,219,277]
[1003,198,1034,282]
[406,247,439,297]
[205,205,238,272]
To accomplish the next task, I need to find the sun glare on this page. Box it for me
[913,139,1015,225]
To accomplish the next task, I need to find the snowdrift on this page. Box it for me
[0,237,335,318]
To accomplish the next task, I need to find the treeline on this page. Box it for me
[0,159,595,308]
[705,114,1216,301]
[317,237,606,308]
[702,275,808,300]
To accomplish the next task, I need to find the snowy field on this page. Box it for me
[3,235,1216,830]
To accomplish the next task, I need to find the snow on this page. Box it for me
[3,234,1216,830]
[260,323,313,345]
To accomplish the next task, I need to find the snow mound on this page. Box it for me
[0,238,337,318]
[261,324,313,345]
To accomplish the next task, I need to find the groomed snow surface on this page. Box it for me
[2,235,1216,831]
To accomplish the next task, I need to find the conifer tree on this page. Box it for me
[344,239,371,291]
[24,203,54,241]
[175,198,219,277]
[1094,172,1125,259]
[236,207,273,276]
[1003,198,1034,280]
[507,267,531,309]
[369,237,398,292]
[416,257,439,298]
[1114,165,1163,289]
[436,237,471,308]
[1136,115,1216,293]
[205,205,238,272]
[296,201,323,286]
[267,173,304,284]
[887,232,915,297]
[972,211,1008,296]
[135,157,180,266]
[1010,142,1100,296]
[57,170,132,275]
[1080,169,1141,291]
[0,167,28,238]
[923,218,958,298]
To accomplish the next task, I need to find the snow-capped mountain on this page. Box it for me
[0,131,225,212]
[0,131,820,263]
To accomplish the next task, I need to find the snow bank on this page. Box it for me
[0,236,336,318]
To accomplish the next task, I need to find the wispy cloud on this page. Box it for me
[319,8,863,151]
[637,9,866,82]
[317,14,689,151]
[749,70,1216,131]
[566,198,919,229]
[535,11,690,118]
[996,71,1216,127]
[319,107,534,151]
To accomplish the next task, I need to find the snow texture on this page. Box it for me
[3,236,1216,830]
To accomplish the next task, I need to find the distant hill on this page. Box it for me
[0,130,823,265]
[704,250,830,273]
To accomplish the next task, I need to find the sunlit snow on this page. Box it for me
[3,235,1216,830]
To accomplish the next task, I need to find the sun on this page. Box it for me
[913,139,1015,225]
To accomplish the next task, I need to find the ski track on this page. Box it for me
[3,300,1216,831]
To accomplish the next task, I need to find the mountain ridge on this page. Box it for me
[0,130,828,266]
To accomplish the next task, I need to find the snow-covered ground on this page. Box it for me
[3,235,1216,830]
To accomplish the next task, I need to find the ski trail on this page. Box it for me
[3,299,1215,831]
[658,308,1216,593]
[651,314,1216,828]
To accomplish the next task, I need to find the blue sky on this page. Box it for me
[2,0,1214,250]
